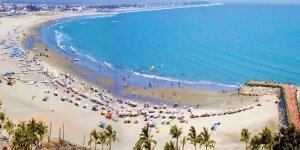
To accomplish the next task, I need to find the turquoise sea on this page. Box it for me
[39,3,300,91]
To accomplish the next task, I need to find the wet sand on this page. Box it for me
[123,86,255,109]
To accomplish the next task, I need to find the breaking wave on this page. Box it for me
[130,71,238,88]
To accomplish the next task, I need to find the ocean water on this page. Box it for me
[40,3,300,89]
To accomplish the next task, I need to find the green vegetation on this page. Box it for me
[187,126,200,150]
[88,125,118,150]
[164,125,216,150]
[242,125,300,150]
[11,119,48,149]
[240,128,251,150]
[169,125,183,150]
[134,125,157,150]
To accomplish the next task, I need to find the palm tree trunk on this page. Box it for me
[94,142,97,150]
[194,144,197,150]
[176,138,179,150]
[101,143,104,150]
[206,145,208,150]
[109,142,111,150]
[245,142,247,150]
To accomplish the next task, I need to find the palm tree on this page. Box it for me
[98,131,107,150]
[9,119,48,149]
[259,127,275,150]
[3,118,15,140]
[274,125,300,150]
[135,125,157,150]
[0,111,6,124]
[133,142,143,150]
[11,121,31,149]
[26,118,39,146]
[88,129,100,150]
[0,99,3,107]
[170,125,183,150]
[36,121,48,147]
[20,118,47,149]
[104,125,118,150]
[187,126,200,150]
[240,128,251,150]
[249,135,261,150]
[180,136,187,150]
[164,141,176,150]
[200,127,215,150]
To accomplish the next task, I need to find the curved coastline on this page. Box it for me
[23,6,241,106]
[0,5,288,150]
[37,15,239,103]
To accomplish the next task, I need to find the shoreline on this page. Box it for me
[27,9,244,106]
[0,9,285,149]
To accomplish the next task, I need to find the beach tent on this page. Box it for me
[44,89,50,93]
[4,72,15,77]
[83,104,88,109]
[69,98,75,103]
[43,96,50,101]
[211,122,221,131]
[106,112,112,119]
[99,121,106,128]
[0,40,6,45]
[124,118,130,123]
[61,96,68,101]
[75,101,80,106]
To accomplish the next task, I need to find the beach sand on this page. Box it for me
[123,86,254,108]
[0,11,280,149]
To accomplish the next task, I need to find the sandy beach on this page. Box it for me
[0,11,281,149]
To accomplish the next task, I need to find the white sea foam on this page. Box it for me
[79,22,87,24]
[70,46,80,54]
[54,30,66,51]
[131,71,237,88]
[85,14,116,19]
[112,20,120,23]
[48,19,71,28]
[85,54,97,62]
[104,61,114,69]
